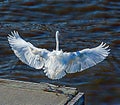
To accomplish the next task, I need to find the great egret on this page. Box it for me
[8,31,110,79]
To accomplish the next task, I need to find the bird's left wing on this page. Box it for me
[8,31,50,69]
[65,42,110,73]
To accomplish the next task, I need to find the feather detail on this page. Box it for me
[8,31,49,69]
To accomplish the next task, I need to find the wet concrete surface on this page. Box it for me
[0,79,84,105]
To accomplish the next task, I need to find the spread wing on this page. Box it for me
[7,31,50,69]
[66,42,110,73]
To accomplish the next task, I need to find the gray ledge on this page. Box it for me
[0,79,84,105]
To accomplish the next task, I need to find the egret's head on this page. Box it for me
[56,31,60,36]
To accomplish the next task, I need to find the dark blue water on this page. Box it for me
[0,0,120,105]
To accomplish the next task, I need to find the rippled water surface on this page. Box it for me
[0,0,120,105]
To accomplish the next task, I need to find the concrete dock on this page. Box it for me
[0,79,84,105]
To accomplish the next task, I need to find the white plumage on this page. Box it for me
[7,31,110,79]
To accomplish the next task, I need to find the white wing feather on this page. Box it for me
[7,31,49,69]
[66,42,110,73]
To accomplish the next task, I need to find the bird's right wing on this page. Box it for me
[66,42,110,73]
[8,31,50,69]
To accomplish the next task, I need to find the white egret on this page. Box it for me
[7,31,110,79]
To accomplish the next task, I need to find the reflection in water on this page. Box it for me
[0,0,120,105]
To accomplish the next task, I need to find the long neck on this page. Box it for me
[56,31,59,51]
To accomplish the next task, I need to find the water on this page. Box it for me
[0,0,120,105]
